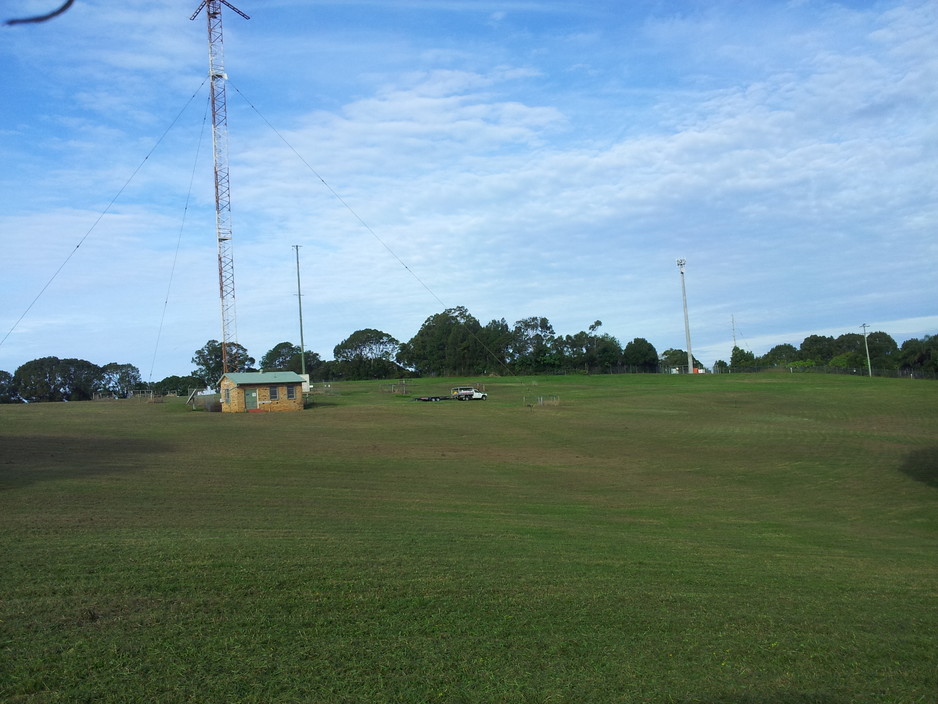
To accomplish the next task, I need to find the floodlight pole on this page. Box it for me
[677,258,694,374]
[861,323,872,377]
[294,245,306,377]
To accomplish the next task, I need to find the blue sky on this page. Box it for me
[1,0,936,380]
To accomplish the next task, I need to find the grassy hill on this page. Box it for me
[1,374,936,703]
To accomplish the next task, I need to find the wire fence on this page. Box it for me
[714,366,936,380]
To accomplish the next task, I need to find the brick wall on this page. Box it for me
[220,379,303,413]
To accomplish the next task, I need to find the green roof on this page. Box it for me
[221,372,306,386]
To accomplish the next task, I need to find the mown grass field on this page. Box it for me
[1,373,936,703]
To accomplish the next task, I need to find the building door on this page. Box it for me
[245,388,258,410]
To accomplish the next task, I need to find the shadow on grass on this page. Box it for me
[0,435,171,490]
[676,692,848,704]
[899,446,938,488]
[305,398,346,409]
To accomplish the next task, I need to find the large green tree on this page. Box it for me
[831,333,867,369]
[730,346,756,371]
[100,362,142,398]
[151,374,205,396]
[622,338,659,372]
[865,331,899,370]
[553,321,621,373]
[898,334,938,374]
[812,332,899,372]
[510,316,557,373]
[659,349,702,372]
[554,331,588,370]
[759,343,799,367]
[334,329,399,363]
[334,329,402,379]
[398,307,488,377]
[13,357,102,402]
[260,342,301,371]
[799,335,837,365]
[61,358,104,400]
[0,370,21,403]
[591,334,623,371]
[14,357,63,401]
[582,322,625,373]
[191,340,254,389]
[258,342,322,376]
[476,318,512,374]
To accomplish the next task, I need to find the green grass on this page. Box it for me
[1,374,936,703]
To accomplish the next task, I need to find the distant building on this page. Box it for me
[219,371,305,413]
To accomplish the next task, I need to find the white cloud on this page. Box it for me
[1,0,936,378]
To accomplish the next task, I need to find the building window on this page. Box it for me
[224,388,230,404]
[269,386,279,401]
[287,385,296,400]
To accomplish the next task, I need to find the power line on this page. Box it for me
[230,85,516,377]
[231,84,514,376]
[230,84,448,313]
[148,96,212,383]
[0,79,208,353]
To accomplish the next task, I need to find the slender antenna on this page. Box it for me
[191,0,249,374]
[294,245,307,377]
[677,258,694,374]
[861,323,872,377]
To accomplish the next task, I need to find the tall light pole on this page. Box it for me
[677,258,694,374]
[861,323,872,377]
[294,245,307,378]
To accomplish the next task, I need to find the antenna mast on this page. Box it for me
[677,258,694,374]
[191,0,250,374]
[293,245,307,377]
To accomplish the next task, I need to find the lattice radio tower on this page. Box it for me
[191,0,249,374]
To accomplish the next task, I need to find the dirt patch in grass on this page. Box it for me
[0,434,173,490]
[899,446,938,488]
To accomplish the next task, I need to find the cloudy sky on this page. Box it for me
[1,0,935,380]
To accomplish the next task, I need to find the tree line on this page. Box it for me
[717,331,932,374]
[2,307,936,401]
[140,314,938,388]
[0,358,141,403]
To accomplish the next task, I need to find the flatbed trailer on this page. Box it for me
[413,386,487,402]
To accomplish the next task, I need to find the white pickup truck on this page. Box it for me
[451,386,487,400]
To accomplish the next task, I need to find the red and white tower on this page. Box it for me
[191,0,249,374]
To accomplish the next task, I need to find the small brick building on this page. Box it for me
[219,371,306,413]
